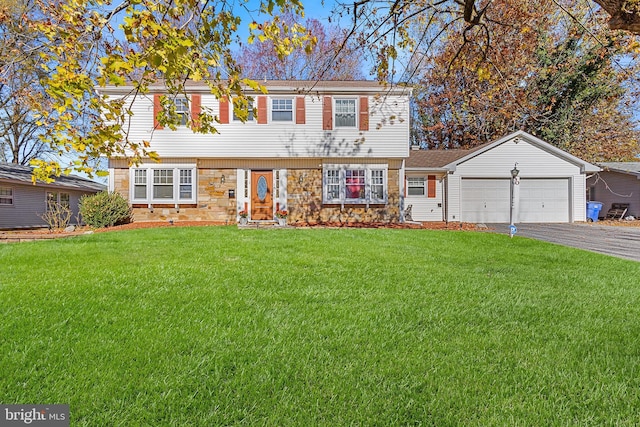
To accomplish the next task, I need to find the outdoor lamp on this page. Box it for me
[511,163,519,178]
[221,174,226,184]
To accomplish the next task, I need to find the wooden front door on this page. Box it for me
[251,171,273,220]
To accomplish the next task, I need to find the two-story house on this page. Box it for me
[105,81,411,224]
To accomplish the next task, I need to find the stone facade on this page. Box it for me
[113,167,401,224]
[286,168,401,224]
[112,168,238,223]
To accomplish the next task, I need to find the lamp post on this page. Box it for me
[509,163,519,238]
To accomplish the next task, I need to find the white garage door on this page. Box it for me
[518,178,569,223]
[461,179,510,223]
[461,178,571,223]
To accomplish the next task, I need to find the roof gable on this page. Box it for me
[407,131,600,173]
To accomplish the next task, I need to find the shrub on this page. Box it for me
[40,201,72,231]
[79,191,132,228]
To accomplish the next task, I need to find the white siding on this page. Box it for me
[446,175,461,222]
[405,174,444,221]
[448,137,587,223]
[455,138,583,177]
[572,175,586,221]
[123,94,409,159]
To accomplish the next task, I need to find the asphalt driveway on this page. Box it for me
[487,223,640,262]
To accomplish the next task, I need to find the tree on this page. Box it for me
[409,0,640,161]
[2,0,314,181]
[0,0,55,164]
[236,13,364,80]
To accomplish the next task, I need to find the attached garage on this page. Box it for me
[518,178,570,223]
[460,179,510,223]
[406,131,600,224]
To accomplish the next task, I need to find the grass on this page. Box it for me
[1,226,640,425]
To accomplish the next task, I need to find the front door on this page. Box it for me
[251,171,273,220]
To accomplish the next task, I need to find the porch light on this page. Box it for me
[221,174,226,184]
[511,163,519,178]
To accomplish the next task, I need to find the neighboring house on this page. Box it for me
[588,162,640,218]
[104,80,411,224]
[0,163,106,229]
[406,131,600,223]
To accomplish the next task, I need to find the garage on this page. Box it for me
[459,177,571,223]
[518,178,569,223]
[406,131,600,224]
[460,178,510,223]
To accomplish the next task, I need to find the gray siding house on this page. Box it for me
[0,163,106,229]
[588,162,640,218]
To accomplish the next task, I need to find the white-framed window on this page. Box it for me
[271,98,293,122]
[407,177,426,196]
[232,97,255,121]
[0,186,13,205]
[46,192,70,211]
[175,97,189,126]
[134,169,147,199]
[130,165,197,204]
[323,164,388,204]
[335,98,357,127]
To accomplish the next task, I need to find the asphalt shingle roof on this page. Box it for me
[597,162,640,176]
[406,142,493,168]
[0,163,106,192]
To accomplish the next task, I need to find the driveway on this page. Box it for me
[487,223,640,262]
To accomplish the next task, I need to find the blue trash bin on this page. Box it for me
[586,201,603,222]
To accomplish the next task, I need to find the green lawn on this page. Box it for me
[1,226,640,425]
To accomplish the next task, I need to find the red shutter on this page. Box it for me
[191,94,201,130]
[359,97,369,131]
[153,94,163,130]
[296,96,305,124]
[219,97,229,124]
[322,96,332,130]
[257,96,267,124]
[427,175,436,198]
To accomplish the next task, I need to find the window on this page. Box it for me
[323,165,387,204]
[335,99,356,127]
[345,169,365,199]
[407,177,426,196]
[175,97,189,126]
[134,169,147,199]
[131,166,197,203]
[370,170,384,201]
[233,98,255,121]
[0,186,13,205]
[59,193,70,208]
[179,169,193,199]
[153,169,174,199]
[272,98,293,121]
[46,192,69,211]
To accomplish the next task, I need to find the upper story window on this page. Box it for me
[323,164,387,204]
[131,165,197,204]
[335,99,356,127]
[174,97,189,126]
[233,98,255,121]
[271,98,293,122]
[0,186,13,205]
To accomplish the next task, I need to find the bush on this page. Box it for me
[79,191,132,228]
